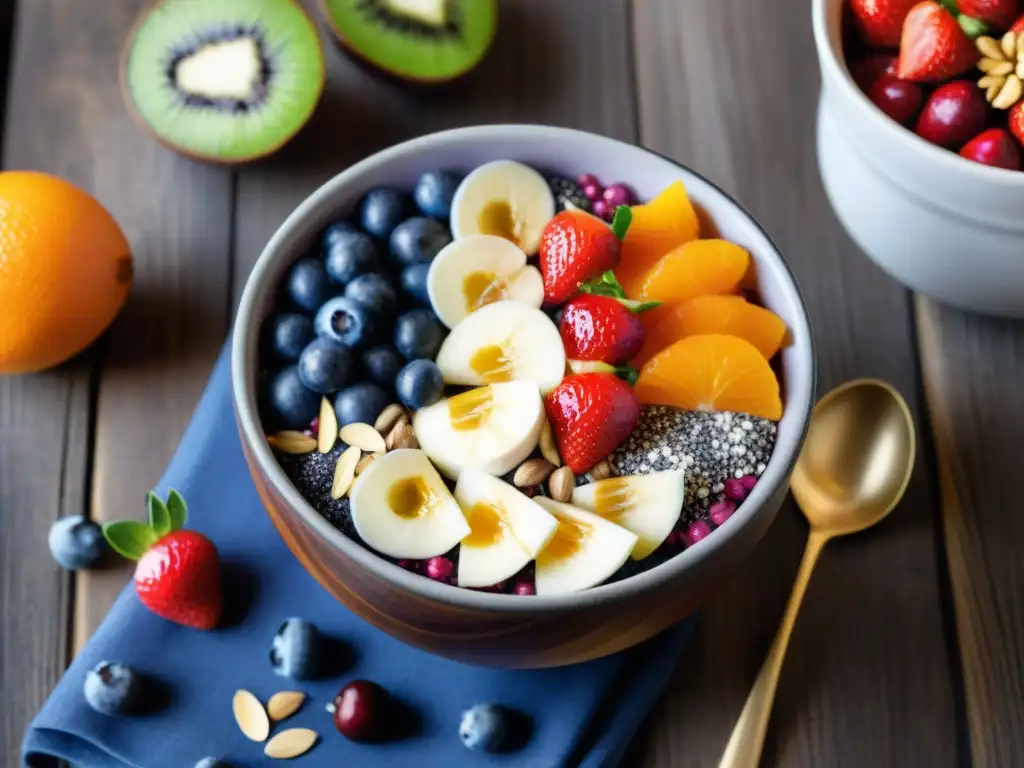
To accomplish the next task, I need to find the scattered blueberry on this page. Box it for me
[394,309,446,361]
[413,170,462,219]
[335,383,390,427]
[270,618,324,680]
[396,360,444,410]
[194,760,231,768]
[298,338,354,394]
[344,273,398,320]
[362,345,404,390]
[84,661,143,716]
[360,188,410,240]
[286,258,336,313]
[329,680,391,742]
[315,296,378,349]
[325,230,378,284]
[269,313,315,361]
[459,703,509,752]
[400,263,431,305]
[389,217,451,267]
[48,515,107,570]
[269,366,321,429]
[322,220,357,249]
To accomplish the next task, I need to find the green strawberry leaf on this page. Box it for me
[567,358,639,384]
[580,270,627,300]
[619,298,661,313]
[939,0,959,14]
[148,491,171,537]
[618,365,639,385]
[166,489,188,531]
[610,206,632,240]
[103,520,156,561]
[957,13,988,37]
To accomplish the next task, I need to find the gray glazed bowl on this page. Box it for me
[231,125,816,668]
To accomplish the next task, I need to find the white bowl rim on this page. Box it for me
[812,0,1024,185]
[232,123,816,615]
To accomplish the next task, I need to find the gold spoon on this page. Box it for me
[718,378,916,768]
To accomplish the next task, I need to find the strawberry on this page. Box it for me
[898,2,980,81]
[1011,12,1024,32]
[849,0,920,47]
[538,207,631,305]
[103,489,222,630]
[959,0,1020,30]
[1009,101,1024,146]
[560,294,647,365]
[544,373,640,475]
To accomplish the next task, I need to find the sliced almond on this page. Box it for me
[267,690,306,721]
[264,728,319,759]
[355,452,379,475]
[978,35,1005,61]
[267,431,316,454]
[390,421,419,450]
[340,422,388,453]
[994,74,1023,109]
[539,418,561,467]
[331,445,361,500]
[590,459,612,482]
[317,398,338,454]
[232,689,270,742]
[980,59,1015,76]
[549,466,575,502]
[1002,30,1017,60]
[513,458,555,487]
[374,403,406,435]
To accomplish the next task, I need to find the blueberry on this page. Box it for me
[270,618,324,680]
[394,309,446,361]
[315,296,378,349]
[413,170,462,219]
[335,383,389,427]
[400,263,431,305]
[395,360,444,410]
[84,661,143,716]
[362,345,404,390]
[268,366,320,429]
[269,313,315,361]
[360,188,410,240]
[194,760,231,768]
[325,230,378,284]
[459,703,509,752]
[344,273,398,319]
[298,338,354,394]
[322,220,357,249]
[286,258,336,313]
[48,515,107,570]
[390,217,451,268]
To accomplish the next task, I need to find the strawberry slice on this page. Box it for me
[539,207,631,305]
[849,0,920,47]
[898,2,980,81]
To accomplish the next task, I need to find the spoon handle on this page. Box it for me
[718,529,830,768]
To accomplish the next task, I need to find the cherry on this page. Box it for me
[330,680,390,742]
[849,53,898,92]
[709,499,737,527]
[424,555,454,583]
[867,75,923,126]
[723,477,751,503]
[959,128,1023,171]
[915,80,988,149]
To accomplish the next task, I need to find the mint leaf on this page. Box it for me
[957,13,987,37]
[103,521,156,560]
[147,491,171,537]
[610,206,632,240]
[166,489,188,531]
[580,270,627,300]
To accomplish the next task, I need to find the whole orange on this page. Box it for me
[0,171,132,374]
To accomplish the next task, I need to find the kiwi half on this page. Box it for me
[320,0,497,83]
[122,0,325,164]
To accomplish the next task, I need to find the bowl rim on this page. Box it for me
[812,0,1024,185]
[232,123,817,614]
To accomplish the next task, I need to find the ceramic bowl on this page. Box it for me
[814,0,1024,317]
[231,125,816,669]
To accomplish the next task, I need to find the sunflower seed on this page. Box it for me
[317,398,338,454]
[232,689,270,742]
[331,446,361,499]
[539,418,561,467]
[267,690,305,721]
[514,458,555,487]
[340,422,387,453]
[549,466,575,502]
[264,728,319,759]
[374,403,407,435]
[267,431,316,454]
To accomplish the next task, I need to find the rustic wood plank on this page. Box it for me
[628,0,960,765]
[917,296,1024,768]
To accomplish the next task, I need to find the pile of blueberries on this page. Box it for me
[263,171,464,431]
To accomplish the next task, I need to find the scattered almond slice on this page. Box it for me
[374,403,406,434]
[340,422,388,453]
[317,398,338,454]
[267,431,316,454]
[355,453,376,475]
[331,445,361,500]
[264,728,319,759]
[232,689,270,742]
[267,690,306,721]
[539,418,561,467]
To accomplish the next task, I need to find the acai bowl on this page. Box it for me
[232,125,815,668]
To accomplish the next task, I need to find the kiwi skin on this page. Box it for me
[317,0,497,87]
[119,0,327,165]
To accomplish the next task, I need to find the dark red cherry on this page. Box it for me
[330,680,390,742]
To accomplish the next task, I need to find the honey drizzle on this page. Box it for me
[461,499,532,555]
[469,344,514,382]
[462,270,509,313]
[447,386,494,431]
[387,475,436,520]
[537,518,592,565]
[592,478,634,523]
[477,200,522,246]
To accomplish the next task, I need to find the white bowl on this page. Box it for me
[813,0,1024,317]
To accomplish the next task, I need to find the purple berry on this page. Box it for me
[576,173,601,188]
[514,580,535,595]
[740,475,757,492]
[582,182,604,202]
[709,500,737,527]
[592,199,611,220]
[425,556,454,583]
[724,477,749,503]
[602,183,635,207]
[684,520,712,546]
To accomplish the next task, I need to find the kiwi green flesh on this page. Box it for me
[126,0,324,162]
[322,0,497,82]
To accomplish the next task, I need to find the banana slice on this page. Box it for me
[571,470,685,560]
[434,300,565,395]
[533,497,638,595]
[455,469,559,588]
[427,235,544,329]
[449,160,556,256]
[412,381,544,480]
[348,448,470,559]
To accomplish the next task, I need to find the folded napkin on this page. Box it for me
[23,341,695,768]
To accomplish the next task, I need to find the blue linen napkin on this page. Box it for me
[23,341,695,768]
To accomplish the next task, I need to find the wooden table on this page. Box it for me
[2,0,1021,765]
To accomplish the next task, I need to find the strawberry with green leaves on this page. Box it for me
[898,2,980,81]
[539,206,631,305]
[103,490,222,631]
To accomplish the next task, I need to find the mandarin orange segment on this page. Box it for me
[615,181,699,295]
[634,334,783,420]
[634,239,750,303]
[633,295,788,366]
